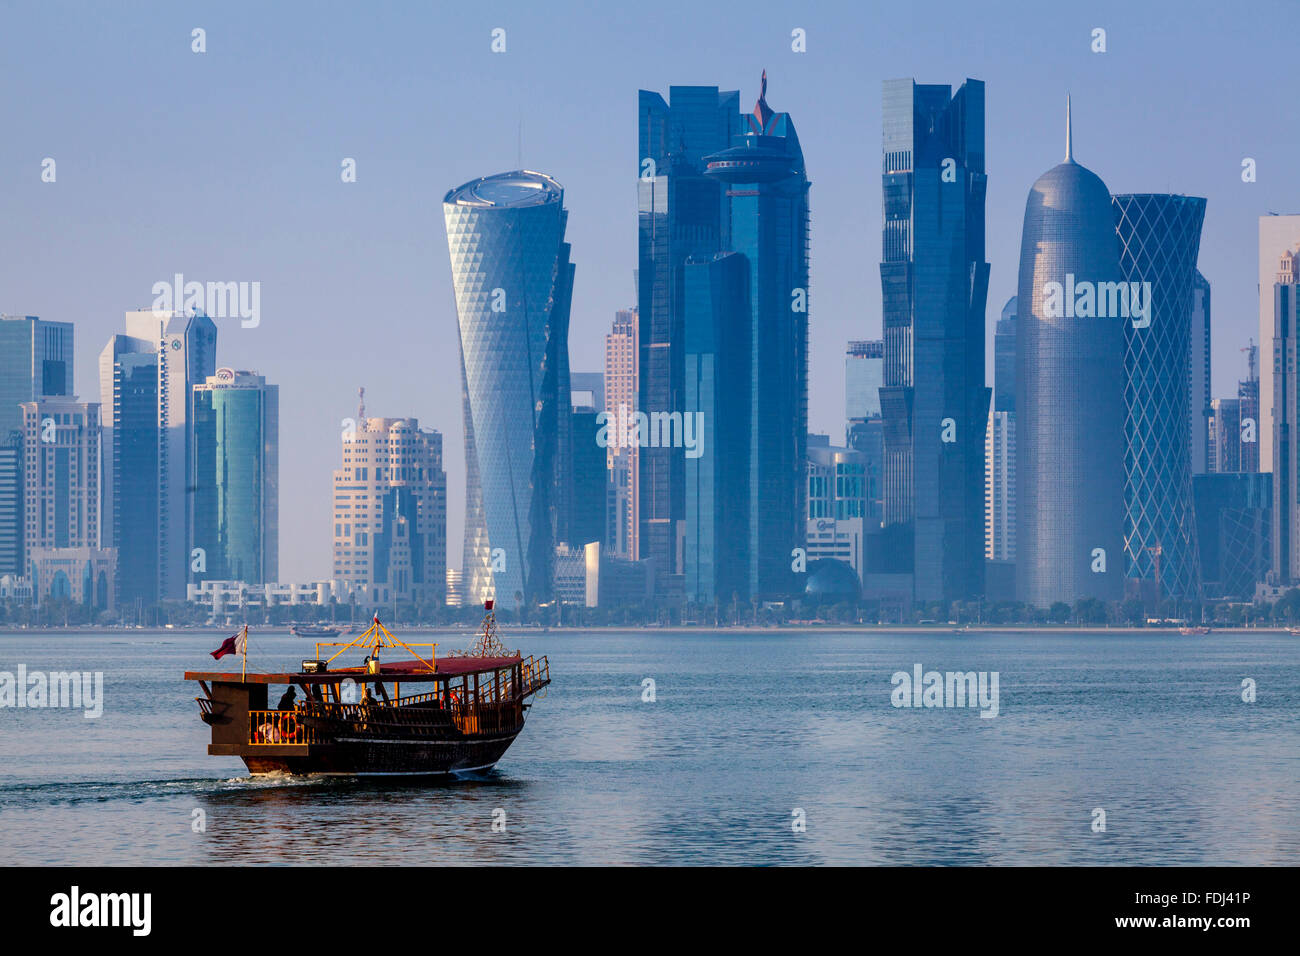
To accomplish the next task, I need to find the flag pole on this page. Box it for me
[241,623,248,682]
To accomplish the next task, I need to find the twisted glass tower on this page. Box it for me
[1016,102,1125,606]
[444,171,574,609]
[1114,194,1206,600]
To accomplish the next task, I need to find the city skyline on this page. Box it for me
[2,1,1296,581]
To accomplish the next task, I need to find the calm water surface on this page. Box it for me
[1,629,1297,865]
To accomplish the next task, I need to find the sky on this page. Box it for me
[2,0,1297,582]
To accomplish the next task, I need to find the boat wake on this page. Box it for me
[0,773,335,808]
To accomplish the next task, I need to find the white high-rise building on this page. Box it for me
[331,393,447,607]
[985,408,1015,562]
[20,396,116,609]
[604,308,638,559]
[985,301,1016,562]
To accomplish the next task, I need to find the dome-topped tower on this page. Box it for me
[1016,99,1126,606]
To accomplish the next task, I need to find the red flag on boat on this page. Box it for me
[211,631,248,660]
[485,600,494,611]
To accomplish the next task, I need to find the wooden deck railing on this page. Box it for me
[248,657,549,744]
[249,710,316,745]
[520,656,550,697]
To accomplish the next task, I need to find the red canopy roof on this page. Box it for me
[185,655,521,685]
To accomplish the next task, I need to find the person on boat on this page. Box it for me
[277,686,297,710]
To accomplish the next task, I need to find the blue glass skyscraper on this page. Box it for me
[704,72,810,599]
[1113,193,1207,600]
[0,315,73,436]
[879,78,990,602]
[0,315,73,577]
[191,369,279,585]
[1016,103,1125,606]
[683,251,751,604]
[98,309,216,606]
[638,85,740,593]
[444,171,574,609]
[846,340,884,423]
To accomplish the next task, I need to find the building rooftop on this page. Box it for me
[444,170,564,208]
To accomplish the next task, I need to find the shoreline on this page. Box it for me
[0,624,1292,636]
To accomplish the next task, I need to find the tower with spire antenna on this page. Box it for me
[1065,93,1073,162]
[637,73,810,603]
[701,71,811,600]
[1015,97,1126,606]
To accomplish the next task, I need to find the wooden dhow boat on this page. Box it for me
[186,602,549,777]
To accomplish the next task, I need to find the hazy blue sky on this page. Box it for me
[2,0,1296,581]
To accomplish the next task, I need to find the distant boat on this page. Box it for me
[1179,626,1210,635]
[290,624,342,638]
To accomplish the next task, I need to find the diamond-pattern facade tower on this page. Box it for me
[1113,194,1206,600]
[444,171,574,610]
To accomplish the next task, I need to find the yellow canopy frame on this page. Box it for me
[314,617,437,673]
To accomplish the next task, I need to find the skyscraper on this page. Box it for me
[568,372,607,551]
[330,399,446,607]
[879,78,989,602]
[1113,193,1206,601]
[638,85,740,592]
[0,315,74,435]
[604,308,639,558]
[1258,214,1300,471]
[20,397,115,609]
[444,170,574,609]
[1210,397,1244,474]
[1190,271,1212,474]
[704,71,810,600]
[985,297,1016,563]
[1239,342,1261,473]
[0,315,73,579]
[98,334,158,606]
[191,369,279,585]
[1016,101,1125,606]
[98,309,216,605]
[1271,247,1300,584]
[846,340,885,529]
[683,251,750,604]
[0,432,21,577]
[846,340,884,422]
